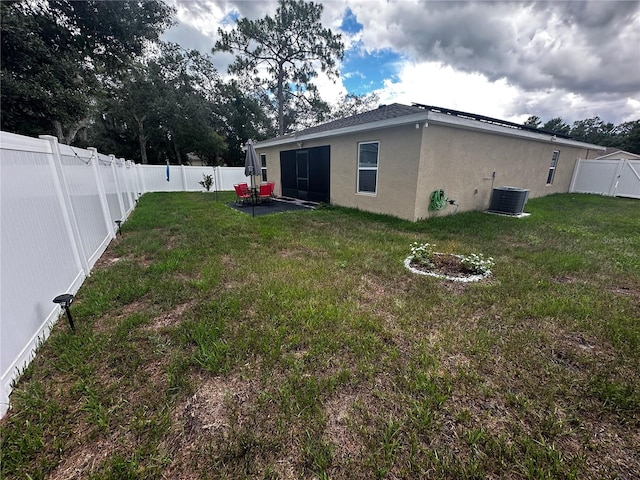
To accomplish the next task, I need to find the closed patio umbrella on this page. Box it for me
[244,139,260,187]
[244,139,261,217]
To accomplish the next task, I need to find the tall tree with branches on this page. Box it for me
[214,0,344,136]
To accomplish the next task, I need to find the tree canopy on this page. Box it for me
[524,114,639,153]
[0,0,173,143]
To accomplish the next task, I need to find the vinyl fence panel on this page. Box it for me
[58,143,113,268]
[615,160,640,199]
[97,153,125,224]
[183,166,217,191]
[1,133,86,415]
[140,164,174,192]
[570,158,640,199]
[137,164,248,193]
[1,131,245,417]
[216,166,252,190]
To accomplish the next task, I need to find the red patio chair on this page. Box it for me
[234,184,251,204]
[258,183,272,203]
[267,181,275,197]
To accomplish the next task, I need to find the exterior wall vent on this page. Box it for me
[488,186,529,215]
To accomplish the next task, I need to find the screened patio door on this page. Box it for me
[280,146,330,203]
[295,150,309,200]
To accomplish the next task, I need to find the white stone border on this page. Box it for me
[404,255,490,283]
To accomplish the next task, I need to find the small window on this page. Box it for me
[546,150,559,185]
[260,153,267,182]
[357,141,379,194]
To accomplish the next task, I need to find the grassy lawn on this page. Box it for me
[1,192,639,479]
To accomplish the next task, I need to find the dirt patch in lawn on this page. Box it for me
[48,438,114,480]
[162,373,258,475]
[324,389,366,460]
[145,301,196,331]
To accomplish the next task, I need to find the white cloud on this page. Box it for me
[375,62,524,122]
[164,0,640,125]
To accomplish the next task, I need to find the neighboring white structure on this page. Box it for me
[570,150,640,199]
[0,131,244,417]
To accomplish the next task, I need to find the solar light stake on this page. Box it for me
[53,294,75,331]
[114,220,122,235]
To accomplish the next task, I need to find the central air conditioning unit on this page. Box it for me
[488,186,529,215]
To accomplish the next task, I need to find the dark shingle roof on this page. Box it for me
[280,103,425,139]
[256,102,606,151]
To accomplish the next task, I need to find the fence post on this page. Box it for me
[611,159,625,197]
[181,165,188,191]
[110,154,126,221]
[120,158,135,216]
[127,161,140,203]
[569,159,582,193]
[215,166,223,192]
[39,135,90,276]
[136,163,146,195]
[89,147,116,239]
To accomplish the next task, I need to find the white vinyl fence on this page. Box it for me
[137,163,247,193]
[0,131,244,417]
[570,158,640,199]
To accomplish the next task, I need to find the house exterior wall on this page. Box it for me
[256,122,600,222]
[256,124,424,221]
[415,124,596,220]
[328,125,422,220]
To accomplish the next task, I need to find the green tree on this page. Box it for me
[611,120,640,154]
[570,117,616,146]
[1,0,173,143]
[151,44,226,165]
[213,81,273,166]
[214,0,344,136]
[87,44,227,165]
[327,92,380,121]
[95,61,164,164]
[541,117,571,135]
[523,115,542,128]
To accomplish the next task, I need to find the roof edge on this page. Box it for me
[254,105,605,151]
[594,149,640,160]
[426,111,606,151]
[254,111,430,148]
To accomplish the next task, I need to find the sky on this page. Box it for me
[162,0,640,126]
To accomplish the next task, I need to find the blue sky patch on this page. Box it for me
[340,8,363,34]
[221,10,240,25]
[341,45,403,95]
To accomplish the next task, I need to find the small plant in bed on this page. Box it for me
[406,242,494,281]
[409,241,436,268]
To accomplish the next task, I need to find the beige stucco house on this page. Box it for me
[254,104,605,221]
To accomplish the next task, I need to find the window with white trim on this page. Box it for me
[547,150,559,185]
[260,153,267,182]
[357,141,379,194]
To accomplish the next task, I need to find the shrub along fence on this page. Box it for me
[0,131,244,417]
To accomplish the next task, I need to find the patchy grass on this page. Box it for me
[1,192,639,479]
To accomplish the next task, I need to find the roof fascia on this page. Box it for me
[425,111,606,151]
[254,108,605,152]
[254,112,430,148]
